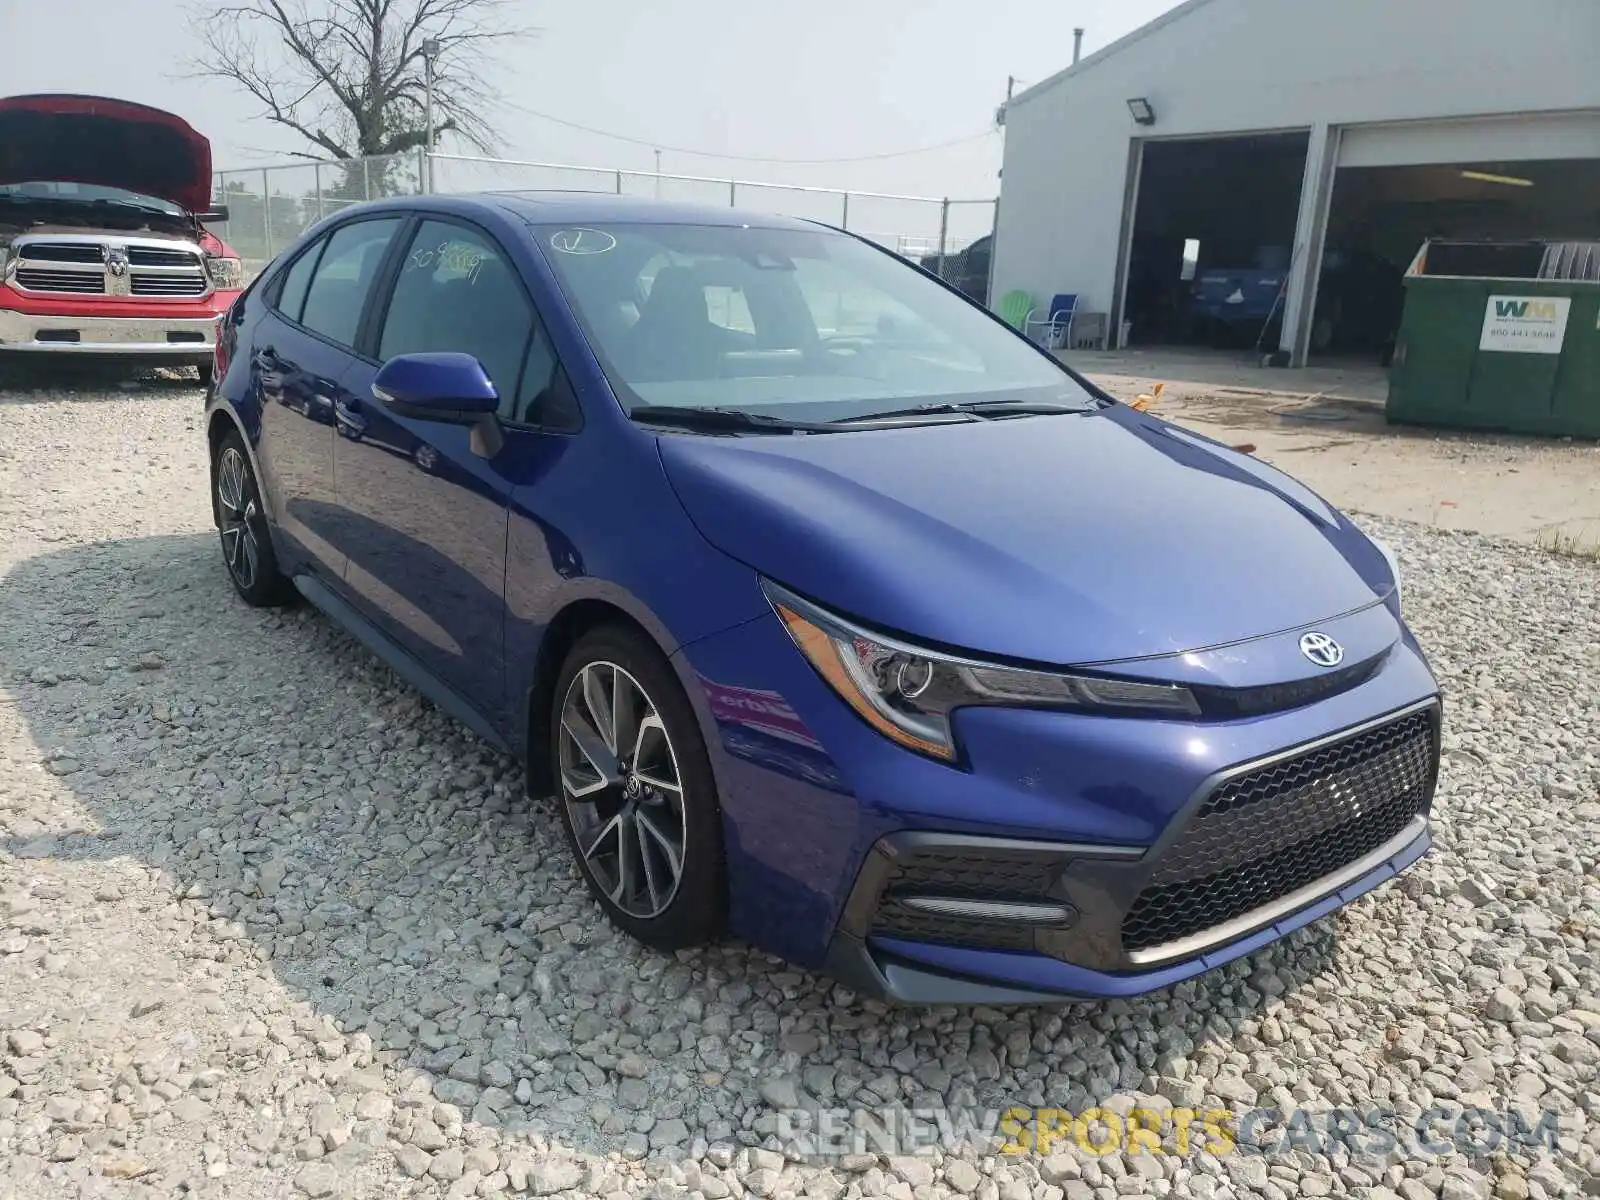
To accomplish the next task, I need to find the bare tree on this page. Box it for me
[190,0,530,160]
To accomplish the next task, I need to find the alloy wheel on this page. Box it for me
[216,446,261,591]
[558,660,687,919]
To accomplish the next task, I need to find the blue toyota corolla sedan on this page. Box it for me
[205,193,1441,1003]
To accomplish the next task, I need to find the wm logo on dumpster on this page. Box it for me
[1494,299,1561,320]
[1481,294,1571,355]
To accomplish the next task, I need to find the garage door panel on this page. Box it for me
[1339,114,1600,168]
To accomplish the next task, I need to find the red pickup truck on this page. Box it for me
[0,94,244,386]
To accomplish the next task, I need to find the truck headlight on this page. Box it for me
[206,255,244,289]
[764,582,1199,762]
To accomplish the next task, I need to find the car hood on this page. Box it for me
[0,94,213,213]
[658,406,1395,666]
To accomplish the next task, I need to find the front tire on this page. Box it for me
[214,432,294,607]
[551,626,725,949]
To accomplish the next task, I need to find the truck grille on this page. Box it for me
[16,242,103,264]
[131,274,208,296]
[15,268,105,294]
[1121,709,1436,953]
[10,237,208,299]
[128,246,202,268]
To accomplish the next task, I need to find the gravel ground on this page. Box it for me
[0,379,1597,1200]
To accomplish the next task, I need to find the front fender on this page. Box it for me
[502,447,770,766]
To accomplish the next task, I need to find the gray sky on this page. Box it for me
[0,0,1178,199]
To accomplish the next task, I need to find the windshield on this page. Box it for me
[535,221,1092,423]
[0,181,183,215]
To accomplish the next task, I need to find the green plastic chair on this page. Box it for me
[997,290,1033,332]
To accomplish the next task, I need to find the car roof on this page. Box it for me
[396,191,826,230]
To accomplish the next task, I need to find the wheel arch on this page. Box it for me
[205,407,243,528]
[205,399,272,526]
[523,598,662,799]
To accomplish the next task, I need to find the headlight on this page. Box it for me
[206,255,244,289]
[765,583,1200,762]
[1372,537,1402,611]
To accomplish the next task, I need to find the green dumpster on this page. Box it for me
[1387,243,1600,438]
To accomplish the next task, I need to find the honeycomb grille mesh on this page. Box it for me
[1121,709,1435,954]
[883,847,1059,897]
[872,902,1037,950]
[869,846,1061,950]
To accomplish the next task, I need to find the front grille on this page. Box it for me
[131,274,208,296]
[127,246,201,268]
[1121,709,1435,953]
[16,242,102,264]
[15,268,105,294]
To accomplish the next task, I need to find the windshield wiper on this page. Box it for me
[628,405,838,434]
[831,398,1097,424]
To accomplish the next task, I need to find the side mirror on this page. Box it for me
[373,352,500,423]
[199,206,231,223]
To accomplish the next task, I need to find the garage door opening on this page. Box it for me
[1315,157,1600,363]
[1121,132,1310,350]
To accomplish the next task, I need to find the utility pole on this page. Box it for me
[996,75,1016,130]
[421,38,442,193]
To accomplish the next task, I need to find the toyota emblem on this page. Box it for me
[1299,632,1344,668]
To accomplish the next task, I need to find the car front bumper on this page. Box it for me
[0,307,220,356]
[823,765,1433,1004]
[677,610,1442,1005]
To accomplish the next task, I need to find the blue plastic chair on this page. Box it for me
[1024,293,1078,348]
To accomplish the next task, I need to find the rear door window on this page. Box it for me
[298,218,402,349]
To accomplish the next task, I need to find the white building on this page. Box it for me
[993,0,1600,364]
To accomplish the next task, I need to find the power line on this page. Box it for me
[504,102,997,164]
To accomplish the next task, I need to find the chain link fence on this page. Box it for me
[211,151,997,303]
[210,152,426,277]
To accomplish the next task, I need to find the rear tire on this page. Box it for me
[213,431,295,607]
[551,626,725,949]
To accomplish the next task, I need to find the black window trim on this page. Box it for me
[265,233,329,323]
[268,212,408,358]
[362,211,581,433]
